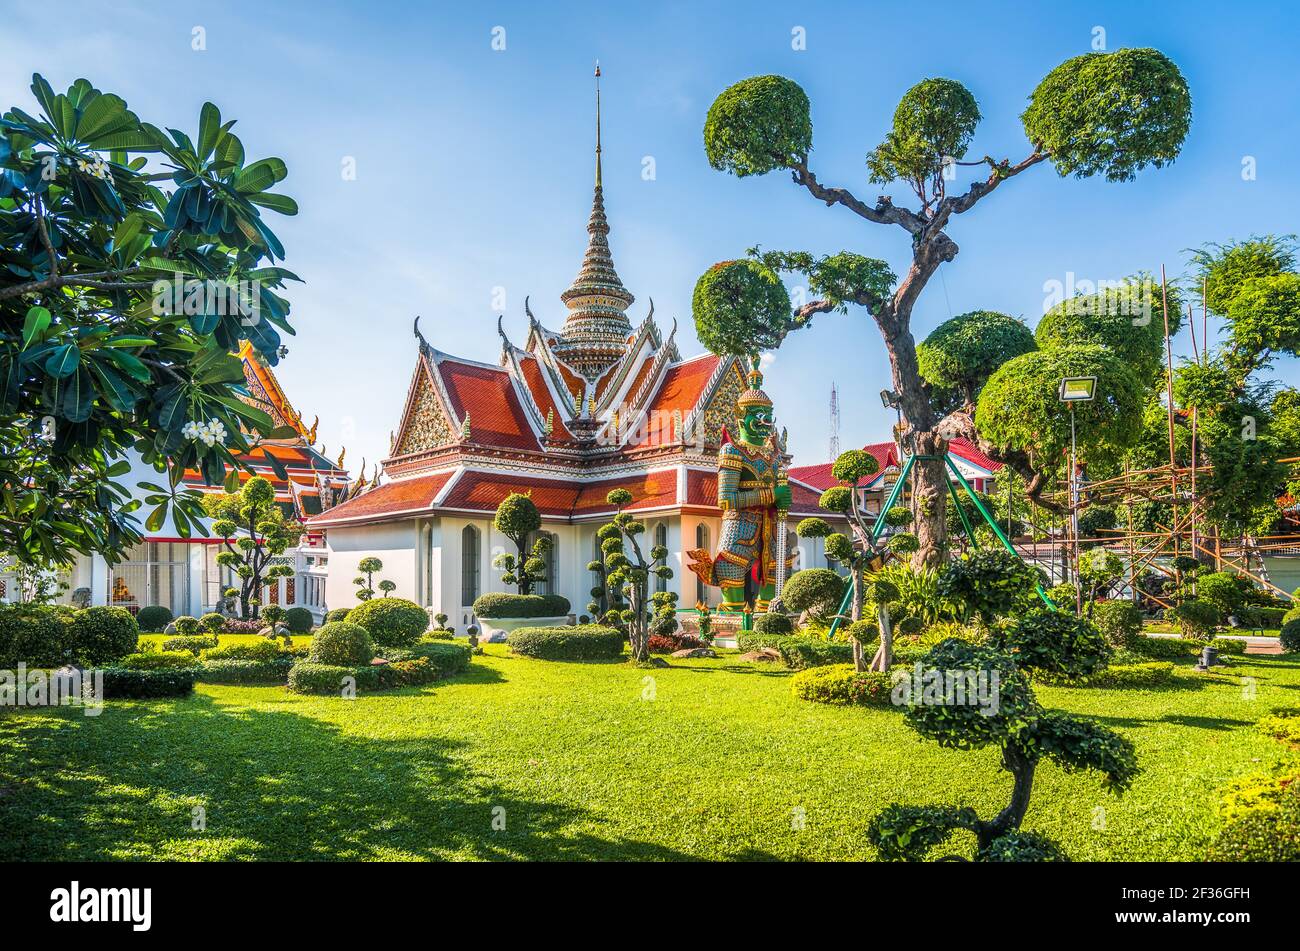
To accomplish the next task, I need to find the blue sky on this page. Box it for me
[4,1,1298,471]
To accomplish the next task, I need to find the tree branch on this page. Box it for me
[0,266,147,301]
[790,161,925,234]
[933,151,1048,230]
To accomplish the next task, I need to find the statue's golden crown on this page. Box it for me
[736,355,773,410]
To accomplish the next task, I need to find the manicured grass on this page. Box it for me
[1,645,1297,860]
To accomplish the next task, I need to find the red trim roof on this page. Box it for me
[435,358,540,452]
[305,471,454,526]
[435,469,679,519]
[516,354,575,442]
[627,354,720,448]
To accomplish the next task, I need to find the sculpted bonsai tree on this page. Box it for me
[353,556,384,601]
[697,51,1190,564]
[917,310,1036,414]
[869,605,1132,862]
[1,74,301,567]
[492,492,550,595]
[596,489,676,664]
[206,475,302,619]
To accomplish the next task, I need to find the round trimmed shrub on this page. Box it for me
[325,608,352,624]
[781,569,846,623]
[173,616,200,636]
[135,605,174,633]
[1090,599,1143,649]
[1169,598,1220,640]
[71,606,140,665]
[507,625,624,661]
[0,604,76,668]
[198,612,226,634]
[753,612,794,636]
[347,597,428,647]
[1281,619,1300,653]
[308,622,375,666]
[937,549,1040,623]
[283,607,314,634]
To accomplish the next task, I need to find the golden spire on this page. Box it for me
[595,60,602,188]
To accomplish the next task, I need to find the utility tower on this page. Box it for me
[828,382,841,460]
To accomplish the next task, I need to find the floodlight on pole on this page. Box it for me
[1058,376,1099,616]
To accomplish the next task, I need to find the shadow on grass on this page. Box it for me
[0,690,697,862]
[1159,713,1254,731]
[676,664,792,678]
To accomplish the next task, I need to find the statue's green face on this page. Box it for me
[738,406,774,444]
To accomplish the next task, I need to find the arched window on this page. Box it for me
[654,523,668,593]
[694,523,709,604]
[461,525,480,607]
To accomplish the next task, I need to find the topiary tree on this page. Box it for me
[0,75,302,568]
[353,556,384,601]
[206,475,302,619]
[135,605,173,633]
[593,489,676,663]
[869,620,1136,861]
[936,549,1041,627]
[697,50,1190,566]
[492,492,550,595]
[198,612,225,634]
[780,568,845,626]
[917,310,1037,411]
[586,521,627,622]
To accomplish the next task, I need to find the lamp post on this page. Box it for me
[880,389,913,501]
[1059,376,1097,617]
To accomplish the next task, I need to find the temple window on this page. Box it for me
[461,525,481,606]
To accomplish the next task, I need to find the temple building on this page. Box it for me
[0,344,354,620]
[307,77,831,626]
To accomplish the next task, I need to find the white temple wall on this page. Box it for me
[324,520,420,609]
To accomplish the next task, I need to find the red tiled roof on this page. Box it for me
[516,354,575,441]
[947,437,1003,473]
[788,480,828,515]
[628,354,721,448]
[572,470,677,516]
[435,357,540,451]
[685,469,717,507]
[305,471,454,526]
[435,469,679,519]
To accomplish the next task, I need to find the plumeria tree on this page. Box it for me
[695,51,1190,564]
[206,475,301,619]
[1,74,301,568]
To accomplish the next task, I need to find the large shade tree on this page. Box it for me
[695,51,1190,564]
[0,74,299,570]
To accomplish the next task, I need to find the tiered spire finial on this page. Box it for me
[553,61,635,380]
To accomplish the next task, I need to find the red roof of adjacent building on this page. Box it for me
[627,354,721,448]
[306,471,454,526]
[789,437,1001,494]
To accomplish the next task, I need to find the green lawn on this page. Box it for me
[1,645,1297,861]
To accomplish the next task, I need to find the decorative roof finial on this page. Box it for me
[594,60,602,188]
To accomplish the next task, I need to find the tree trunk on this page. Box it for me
[978,742,1037,849]
[628,584,648,662]
[870,602,894,673]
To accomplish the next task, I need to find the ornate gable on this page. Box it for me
[391,357,455,457]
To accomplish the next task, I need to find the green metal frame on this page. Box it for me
[824,451,1055,638]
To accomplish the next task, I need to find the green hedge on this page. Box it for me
[1281,619,1300,653]
[1126,635,1202,659]
[97,667,195,699]
[379,640,473,678]
[347,598,428,647]
[325,608,352,624]
[1030,661,1176,689]
[736,631,854,669]
[1209,637,1247,656]
[1090,600,1142,648]
[162,634,219,655]
[790,664,895,706]
[287,662,362,695]
[117,651,201,671]
[507,625,624,660]
[72,606,140,665]
[197,658,294,685]
[753,612,794,636]
[202,639,286,661]
[473,593,571,619]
